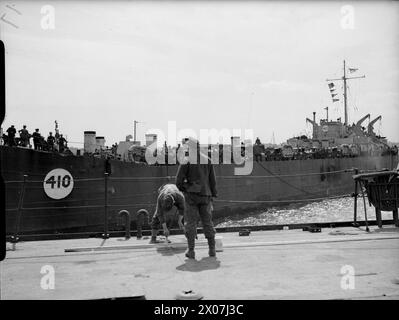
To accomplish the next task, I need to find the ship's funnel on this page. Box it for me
[96,136,105,150]
[145,133,157,147]
[84,131,96,154]
[231,136,240,147]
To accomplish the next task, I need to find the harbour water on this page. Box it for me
[215,196,379,227]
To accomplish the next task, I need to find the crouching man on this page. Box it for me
[150,183,185,244]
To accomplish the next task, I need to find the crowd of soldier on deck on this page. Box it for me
[2,125,69,153]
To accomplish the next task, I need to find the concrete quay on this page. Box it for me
[1,225,399,300]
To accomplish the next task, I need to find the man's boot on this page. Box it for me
[207,237,216,257]
[185,237,195,259]
[149,229,159,244]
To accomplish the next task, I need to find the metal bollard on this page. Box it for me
[118,210,131,239]
[136,209,149,239]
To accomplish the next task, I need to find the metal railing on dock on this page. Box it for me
[353,170,399,230]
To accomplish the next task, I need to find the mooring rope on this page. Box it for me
[214,194,352,204]
[3,168,356,184]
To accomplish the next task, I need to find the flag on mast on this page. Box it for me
[348,67,358,73]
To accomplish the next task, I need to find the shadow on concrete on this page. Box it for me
[373,227,399,234]
[176,257,221,272]
[328,229,365,236]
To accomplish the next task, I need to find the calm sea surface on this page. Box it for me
[214,197,384,227]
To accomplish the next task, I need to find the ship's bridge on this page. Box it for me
[314,119,347,141]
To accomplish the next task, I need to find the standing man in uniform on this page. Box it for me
[18,125,30,147]
[47,132,55,151]
[58,134,67,153]
[6,125,16,146]
[150,183,185,243]
[32,128,41,150]
[176,137,218,259]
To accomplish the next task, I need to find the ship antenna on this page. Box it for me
[55,120,59,135]
[326,60,365,126]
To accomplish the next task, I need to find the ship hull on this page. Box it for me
[1,146,397,234]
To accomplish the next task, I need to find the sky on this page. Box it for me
[1,0,398,147]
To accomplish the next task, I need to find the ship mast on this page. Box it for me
[133,120,139,143]
[326,60,365,126]
[133,120,145,144]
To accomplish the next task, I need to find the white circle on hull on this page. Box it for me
[43,168,74,199]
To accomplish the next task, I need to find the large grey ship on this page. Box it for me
[1,61,397,236]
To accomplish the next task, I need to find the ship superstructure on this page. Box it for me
[287,61,389,156]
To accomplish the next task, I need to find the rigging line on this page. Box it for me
[15,203,157,211]
[217,174,352,188]
[20,194,157,206]
[108,203,156,208]
[4,177,105,183]
[6,176,350,195]
[19,205,104,210]
[6,194,352,212]
[108,176,174,181]
[16,173,349,206]
[218,168,352,179]
[255,161,323,197]
[5,193,356,212]
[216,185,351,199]
[1,170,49,176]
[214,194,352,204]
[2,168,354,184]
[3,181,24,184]
[24,186,102,190]
[218,184,353,196]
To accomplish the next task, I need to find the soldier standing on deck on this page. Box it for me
[6,125,17,146]
[18,125,30,147]
[32,129,41,150]
[58,134,67,153]
[47,132,55,151]
[176,137,218,259]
